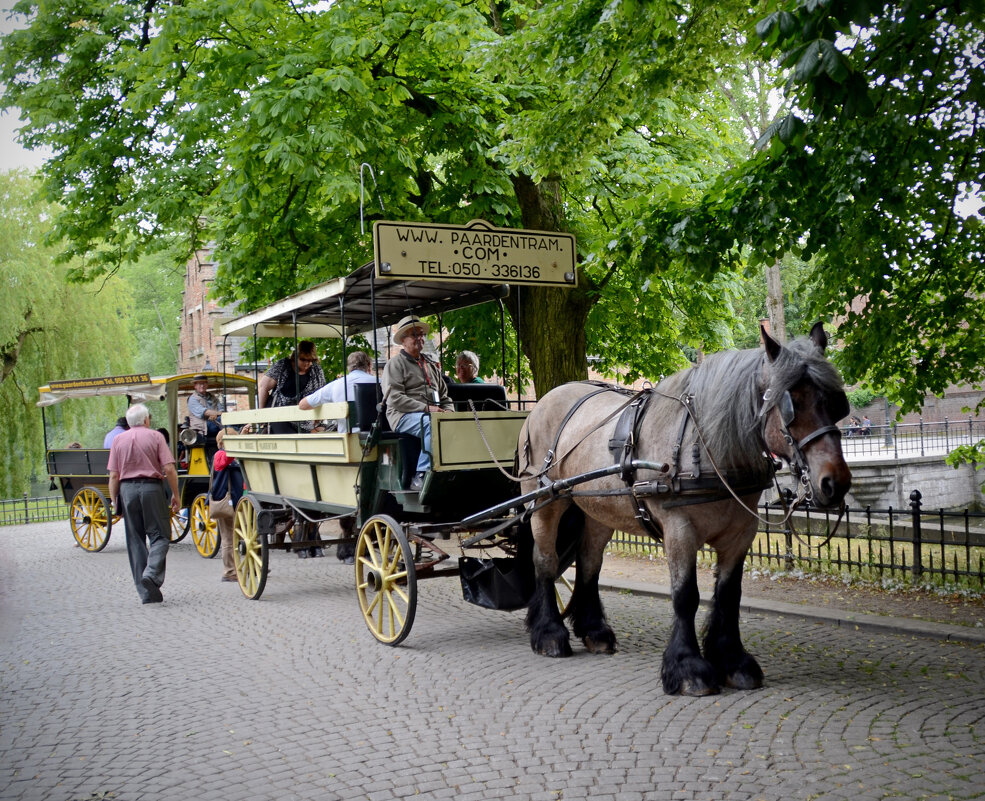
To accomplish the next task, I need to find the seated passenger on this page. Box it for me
[188,374,224,437]
[455,350,484,384]
[381,315,453,491]
[103,416,130,448]
[259,341,326,434]
[299,350,376,432]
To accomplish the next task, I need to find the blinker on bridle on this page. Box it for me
[761,387,842,503]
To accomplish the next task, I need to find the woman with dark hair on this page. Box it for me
[258,340,327,434]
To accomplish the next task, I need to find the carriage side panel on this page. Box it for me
[431,411,527,471]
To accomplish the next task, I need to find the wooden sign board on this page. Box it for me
[373,220,577,287]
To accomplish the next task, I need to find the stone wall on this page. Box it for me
[844,456,985,511]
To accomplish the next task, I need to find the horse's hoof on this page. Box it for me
[711,651,764,690]
[534,639,573,658]
[680,678,721,697]
[726,673,764,690]
[583,631,617,654]
[725,658,764,690]
[662,654,720,696]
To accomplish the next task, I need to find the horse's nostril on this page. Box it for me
[820,476,835,501]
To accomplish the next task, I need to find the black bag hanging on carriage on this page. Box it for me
[459,556,534,611]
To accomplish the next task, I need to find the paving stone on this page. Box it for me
[1,520,984,800]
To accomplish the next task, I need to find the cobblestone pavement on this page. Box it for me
[2,521,984,801]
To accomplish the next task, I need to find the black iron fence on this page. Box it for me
[0,494,68,526]
[7,486,985,590]
[840,417,985,460]
[610,490,985,591]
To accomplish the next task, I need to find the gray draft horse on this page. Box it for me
[517,324,851,695]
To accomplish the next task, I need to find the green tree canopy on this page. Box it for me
[637,0,985,412]
[2,0,754,396]
[0,170,133,495]
[119,248,183,375]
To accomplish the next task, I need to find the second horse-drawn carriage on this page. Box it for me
[39,372,257,557]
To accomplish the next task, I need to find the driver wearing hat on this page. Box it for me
[188,373,223,436]
[381,314,454,491]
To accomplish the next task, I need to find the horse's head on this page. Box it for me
[759,323,852,509]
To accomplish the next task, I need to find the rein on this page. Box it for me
[772,473,847,549]
[650,387,795,529]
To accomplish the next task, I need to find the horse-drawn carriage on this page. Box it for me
[39,372,257,556]
[216,253,577,643]
[216,219,852,697]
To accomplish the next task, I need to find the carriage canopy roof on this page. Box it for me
[37,371,256,407]
[216,260,511,340]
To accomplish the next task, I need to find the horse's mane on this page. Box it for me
[653,335,845,476]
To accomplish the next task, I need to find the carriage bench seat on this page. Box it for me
[446,382,509,412]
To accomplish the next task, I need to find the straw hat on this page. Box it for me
[192,373,208,383]
[392,314,429,345]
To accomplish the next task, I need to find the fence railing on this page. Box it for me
[8,486,985,591]
[0,494,69,526]
[840,417,985,460]
[609,490,985,592]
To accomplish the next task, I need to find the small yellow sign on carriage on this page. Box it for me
[373,219,577,287]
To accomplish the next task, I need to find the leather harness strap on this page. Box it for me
[607,390,653,483]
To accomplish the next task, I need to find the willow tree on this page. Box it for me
[2,0,751,397]
[0,171,133,496]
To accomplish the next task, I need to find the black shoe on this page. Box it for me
[410,471,425,491]
[141,575,163,603]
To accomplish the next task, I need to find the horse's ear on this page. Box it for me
[809,321,828,352]
[761,325,783,362]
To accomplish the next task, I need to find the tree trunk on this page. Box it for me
[506,173,594,397]
[765,260,787,343]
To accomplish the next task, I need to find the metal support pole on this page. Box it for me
[910,489,923,579]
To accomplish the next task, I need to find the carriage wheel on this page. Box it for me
[355,515,417,646]
[190,493,220,558]
[233,497,268,600]
[70,487,112,552]
[169,506,190,543]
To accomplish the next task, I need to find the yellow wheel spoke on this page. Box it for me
[364,591,382,616]
[388,584,410,606]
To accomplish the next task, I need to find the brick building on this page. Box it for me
[177,245,254,375]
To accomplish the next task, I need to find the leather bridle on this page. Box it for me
[761,386,842,505]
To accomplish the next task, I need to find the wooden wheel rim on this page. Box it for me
[70,487,111,552]
[232,497,267,599]
[355,515,417,646]
[190,493,219,558]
